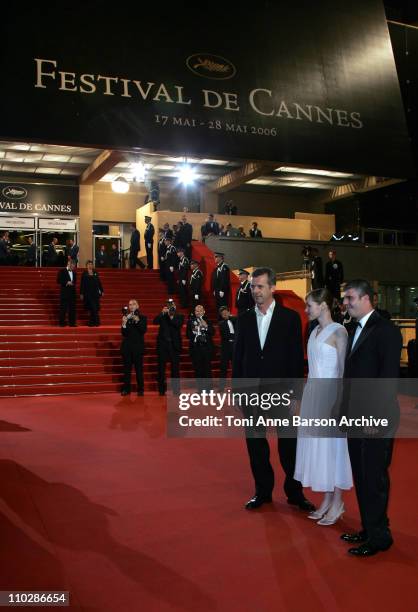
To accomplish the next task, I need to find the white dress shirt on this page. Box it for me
[67,269,73,282]
[351,309,374,349]
[227,320,235,334]
[255,300,275,350]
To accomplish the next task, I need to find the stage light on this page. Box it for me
[178,164,196,185]
[111,176,129,194]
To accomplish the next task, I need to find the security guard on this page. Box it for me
[190,259,203,308]
[177,247,189,308]
[218,306,237,391]
[144,215,155,269]
[235,269,254,314]
[163,237,177,295]
[186,304,214,390]
[157,229,166,280]
[212,252,230,313]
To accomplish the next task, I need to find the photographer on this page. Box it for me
[153,300,184,396]
[186,304,214,390]
[121,299,147,396]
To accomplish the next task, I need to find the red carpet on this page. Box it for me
[0,393,417,611]
[0,266,220,397]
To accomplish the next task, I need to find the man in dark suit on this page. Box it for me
[180,214,193,259]
[163,237,178,295]
[120,299,147,396]
[153,301,184,395]
[372,292,391,320]
[47,237,59,266]
[232,267,314,512]
[212,252,230,313]
[218,306,236,391]
[0,231,11,264]
[235,269,255,314]
[177,247,189,308]
[144,216,155,269]
[110,243,120,268]
[57,259,77,327]
[310,248,324,290]
[95,244,107,268]
[186,304,214,390]
[157,229,167,280]
[66,239,79,265]
[249,222,263,238]
[340,279,402,557]
[325,249,344,298]
[129,223,145,269]
[201,213,220,238]
[190,260,203,308]
[25,236,36,266]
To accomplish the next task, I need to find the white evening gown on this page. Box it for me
[294,322,353,492]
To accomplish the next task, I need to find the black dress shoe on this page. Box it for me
[245,495,272,510]
[341,531,367,544]
[121,390,131,396]
[159,391,166,396]
[137,391,144,396]
[287,498,316,512]
[348,542,392,557]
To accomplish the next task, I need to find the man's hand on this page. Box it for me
[66,281,73,286]
[122,315,128,325]
[219,291,224,298]
[80,294,83,300]
[169,266,174,272]
[194,294,199,300]
[182,280,186,285]
[147,243,151,248]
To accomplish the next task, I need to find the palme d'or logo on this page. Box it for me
[186,53,236,80]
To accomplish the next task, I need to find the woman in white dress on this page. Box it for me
[294,288,352,525]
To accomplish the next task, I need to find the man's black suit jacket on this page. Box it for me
[232,302,304,379]
[342,310,402,433]
[57,268,77,293]
[153,312,184,354]
[121,315,147,355]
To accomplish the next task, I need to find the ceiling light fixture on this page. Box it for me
[178,164,196,186]
[132,161,146,182]
[275,166,356,178]
[111,176,130,194]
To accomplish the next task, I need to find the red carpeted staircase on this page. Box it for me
[0,267,220,397]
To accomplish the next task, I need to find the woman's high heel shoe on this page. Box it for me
[307,502,332,520]
[317,503,345,526]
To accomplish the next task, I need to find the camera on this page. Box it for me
[167,298,176,314]
[122,306,139,317]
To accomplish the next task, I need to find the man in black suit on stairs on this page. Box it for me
[232,267,315,512]
[57,259,77,327]
[340,279,402,557]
